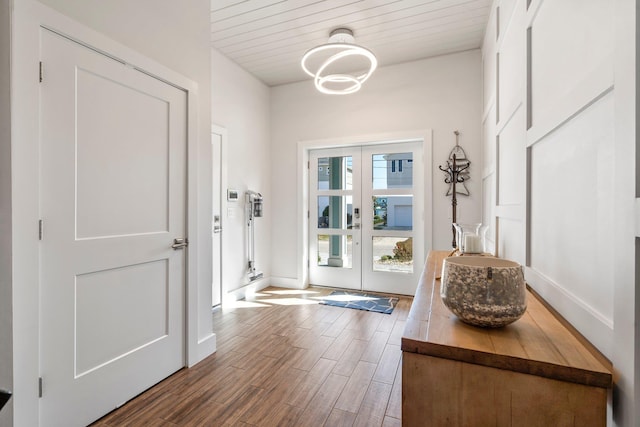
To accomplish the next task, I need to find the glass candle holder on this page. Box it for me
[453,223,485,254]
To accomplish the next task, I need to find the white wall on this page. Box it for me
[211,48,272,294]
[9,1,213,425]
[270,50,482,284]
[0,0,13,423]
[482,0,636,424]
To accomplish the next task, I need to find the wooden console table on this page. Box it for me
[401,251,612,426]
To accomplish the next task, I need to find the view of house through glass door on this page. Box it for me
[309,141,424,295]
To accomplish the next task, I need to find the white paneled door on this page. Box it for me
[309,141,424,295]
[39,29,187,426]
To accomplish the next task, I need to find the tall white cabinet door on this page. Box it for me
[39,29,187,427]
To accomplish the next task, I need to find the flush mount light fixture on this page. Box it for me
[301,28,377,95]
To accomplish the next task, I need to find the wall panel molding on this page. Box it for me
[526,266,613,356]
[496,106,526,207]
[635,198,640,238]
[527,85,614,147]
[527,0,613,146]
[527,78,614,148]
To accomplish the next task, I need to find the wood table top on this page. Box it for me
[401,250,612,389]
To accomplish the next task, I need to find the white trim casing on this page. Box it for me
[635,198,640,238]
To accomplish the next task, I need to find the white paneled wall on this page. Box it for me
[482,1,640,424]
[529,93,615,344]
[483,0,614,357]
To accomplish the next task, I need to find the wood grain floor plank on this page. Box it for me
[346,311,383,341]
[373,344,402,384]
[382,415,402,427]
[332,339,369,377]
[322,328,358,361]
[385,356,403,420]
[361,330,391,364]
[291,335,335,371]
[90,286,413,427]
[353,381,393,427]
[258,402,303,427]
[183,386,265,426]
[388,320,406,346]
[334,361,378,413]
[241,373,305,425]
[287,357,337,408]
[322,309,358,338]
[296,373,349,426]
[376,306,400,333]
[324,408,357,427]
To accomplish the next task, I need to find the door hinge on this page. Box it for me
[307,161,310,169]
[307,259,310,268]
[38,219,43,240]
[307,210,310,219]
[39,62,43,83]
[38,377,43,398]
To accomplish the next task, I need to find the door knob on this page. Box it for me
[172,238,188,250]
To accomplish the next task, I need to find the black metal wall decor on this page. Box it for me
[446,130,470,196]
[0,389,11,412]
[439,130,471,248]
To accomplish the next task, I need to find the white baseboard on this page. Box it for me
[270,276,305,289]
[226,276,271,302]
[525,266,613,358]
[190,333,216,367]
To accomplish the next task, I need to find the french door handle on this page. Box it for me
[353,223,360,229]
[213,215,222,234]
[172,238,188,250]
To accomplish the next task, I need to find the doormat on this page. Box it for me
[319,291,399,315]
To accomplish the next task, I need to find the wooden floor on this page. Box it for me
[92,286,413,427]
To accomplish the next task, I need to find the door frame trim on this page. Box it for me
[211,124,228,308]
[11,2,207,424]
[297,130,434,288]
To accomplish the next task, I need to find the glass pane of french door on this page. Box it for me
[309,141,423,295]
[362,142,423,295]
[309,148,361,290]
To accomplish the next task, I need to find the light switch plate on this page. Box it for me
[227,189,239,201]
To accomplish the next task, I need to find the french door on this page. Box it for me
[309,141,424,295]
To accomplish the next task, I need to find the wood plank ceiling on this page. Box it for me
[211,0,492,87]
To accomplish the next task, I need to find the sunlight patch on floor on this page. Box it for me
[262,289,322,296]
[224,300,271,309]
[255,298,320,306]
[315,295,377,302]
